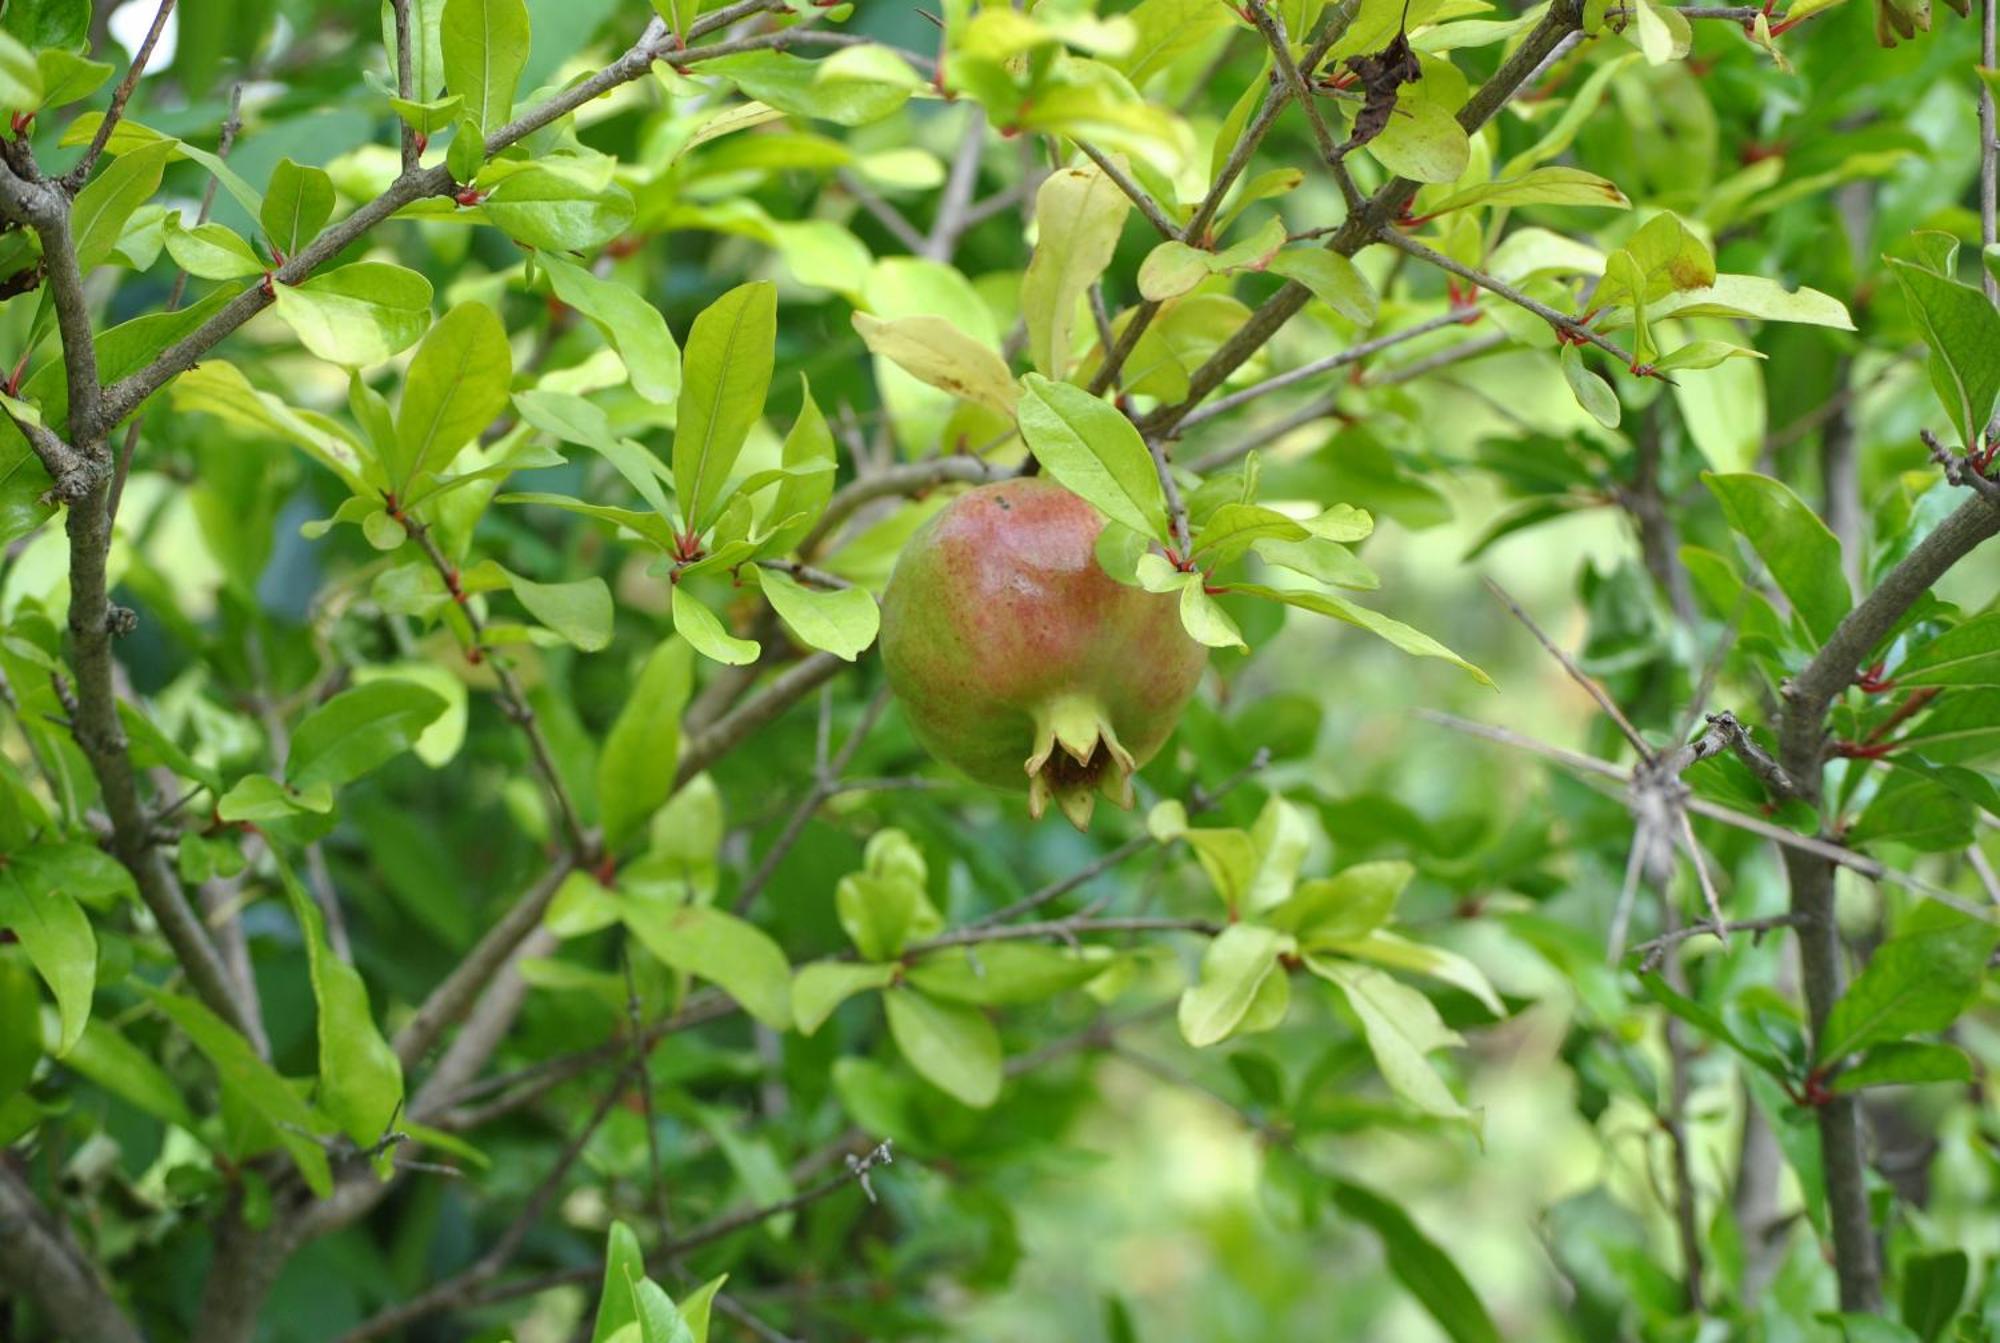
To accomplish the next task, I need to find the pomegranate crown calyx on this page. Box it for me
[1024,693,1138,831]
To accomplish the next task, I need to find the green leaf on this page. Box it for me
[218,773,335,821]
[1021,163,1131,381]
[1265,247,1378,325]
[1703,472,1852,644]
[1254,535,1378,589]
[0,959,35,1104]
[1889,688,2000,764]
[883,985,1001,1107]
[1830,1041,1974,1094]
[1268,859,1412,941]
[391,300,511,488]
[1559,345,1620,428]
[1629,0,1691,60]
[1895,612,2000,687]
[835,831,940,960]
[0,32,42,111]
[1651,339,1763,372]
[1178,579,1247,649]
[1232,583,1492,685]
[162,218,266,280]
[1322,1177,1502,1343]
[0,868,93,1055]
[53,1017,195,1128]
[3,0,87,50]
[351,664,467,767]
[441,0,530,135]
[1901,1249,1969,1343]
[1366,74,1470,184]
[72,139,174,272]
[703,49,915,126]
[260,158,335,259]
[508,572,613,651]
[651,0,700,42]
[674,280,777,532]
[755,568,878,661]
[1016,374,1167,542]
[275,853,403,1154]
[1321,931,1503,1016]
[389,92,465,136]
[1643,274,1854,329]
[621,899,791,1031]
[905,943,1105,1006]
[271,262,434,367]
[477,166,633,251]
[1192,502,1310,564]
[678,1276,724,1343]
[1150,802,1261,912]
[286,679,450,791]
[597,637,693,852]
[755,378,835,558]
[671,585,759,666]
[1819,908,2000,1062]
[1890,259,2000,450]
[592,1221,646,1343]
[383,0,448,93]
[173,358,372,492]
[629,1272,697,1343]
[1308,956,1469,1118]
[792,961,897,1034]
[1421,166,1630,216]
[541,253,680,404]
[1138,217,1286,302]
[1826,1317,1922,1343]
[146,988,335,1196]
[1178,924,1287,1047]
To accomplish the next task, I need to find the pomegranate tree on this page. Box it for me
[879,477,1207,828]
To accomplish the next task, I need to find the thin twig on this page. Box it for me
[1074,140,1178,239]
[1484,577,1652,759]
[735,686,892,913]
[64,0,178,189]
[836,168,928,253]
[1628,914,1804,972]
[923,105,988,260]
[1179,309,1468,432]
[1378,228,1657,376]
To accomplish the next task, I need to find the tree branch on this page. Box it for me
[94,13,817,431]
[0,1161,144,1343]
[797,456,1003,558]
[1774,492,2000,1313]
[1136,0,1586,440]
[391,0,419,173]
[0,161,260,1039]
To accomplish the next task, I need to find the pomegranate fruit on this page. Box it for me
[879,477,1207,828]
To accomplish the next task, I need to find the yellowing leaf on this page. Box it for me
[851,312,1020,417]
[1021,163,1131,381]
